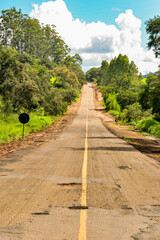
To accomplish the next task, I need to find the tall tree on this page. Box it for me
[0,7,27,52]
[106,54,138,90]
[64,54,86,85]
[23,18,42,57]
[146,16,160,58]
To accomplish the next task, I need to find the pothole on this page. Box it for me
[119,166,132,170]
[32,210,49,215]
[57,183,82,186]
[69,206,88,210]
[121,205,133,210]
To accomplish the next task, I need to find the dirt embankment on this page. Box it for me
[93,83,160,163]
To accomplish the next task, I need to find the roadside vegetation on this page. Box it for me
[0,7,86,143]
[0,113,57,143]
[86,15,160,138]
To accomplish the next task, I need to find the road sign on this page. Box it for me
[19,113,30,124]
[19,113,30,138]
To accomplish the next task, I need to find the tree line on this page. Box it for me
[86,15,160,137]
[0,7,86,116]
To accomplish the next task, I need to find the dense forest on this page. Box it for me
[0,7,86,142]
[86,16,160,137]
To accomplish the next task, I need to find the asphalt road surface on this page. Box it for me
[0,84,160,240]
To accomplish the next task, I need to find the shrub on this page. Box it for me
[121,103,143,122]
[136,118,158,132]
[116,90,138,110]
[105,93,121,112]
[62,88,79,104]
[109,110,120,121]
[149,124,160,138]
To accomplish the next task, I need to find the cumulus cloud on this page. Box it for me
[30,0,159,74]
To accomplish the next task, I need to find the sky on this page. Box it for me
[0,0,160,74]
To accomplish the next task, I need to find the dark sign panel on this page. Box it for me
[19,113,30,124]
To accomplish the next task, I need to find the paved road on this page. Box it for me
[0,84,160,239]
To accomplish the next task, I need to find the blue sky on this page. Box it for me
[1,0,160,48]
[0,0,159,73]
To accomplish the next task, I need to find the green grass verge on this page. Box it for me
[0,113,59,144]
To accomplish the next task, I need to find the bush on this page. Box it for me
[120,103,143,122]
[136,118,158,132]
[149,124,160,138]
[109,110,120,121]
[62,88,79,104]
[105,93,121,112]
[117,90,138,110]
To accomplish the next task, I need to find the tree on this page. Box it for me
[139,74,157,110]
[105,54,138,90]
[0,7,27,52]
[146,16,160,57]
[23,18,42,58]
[121,103,143,122]
[0,7,86,117]
[100,60,109,85]
[0,8,70,62]
[52,66,79,88]
[149,70,160,120]
[64,54,86,86]
[86,67,101,82]
[0,46,40,112]
[117,90,138,110]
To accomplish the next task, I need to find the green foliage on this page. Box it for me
[95,52,160,132]
[52,66,79,89]
[136,118,158,132]
[0,7,70,61]
[0,113,54,143]
[120,103,143,123]
[149,71,160,120]
[134,117,160,138]
[109,110,120,121]
[86,60,109,85]
[146,16,160,57]
[105,93,121,112]
[139,74,157,110]
[86,67,101,82]
[43,89,68,115]
[117,90,138,110]
[102,55,138,90]
[0,7,85,143]
[139,72,160,120]
[61,88,79,104]
[149,124,160,138]
[26,113,53,131]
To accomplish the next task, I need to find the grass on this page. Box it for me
[0,113,59,144]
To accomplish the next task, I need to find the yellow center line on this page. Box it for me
[78,107,88,240]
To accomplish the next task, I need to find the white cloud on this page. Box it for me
[30,0,159,74]
[116,9,141,31]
